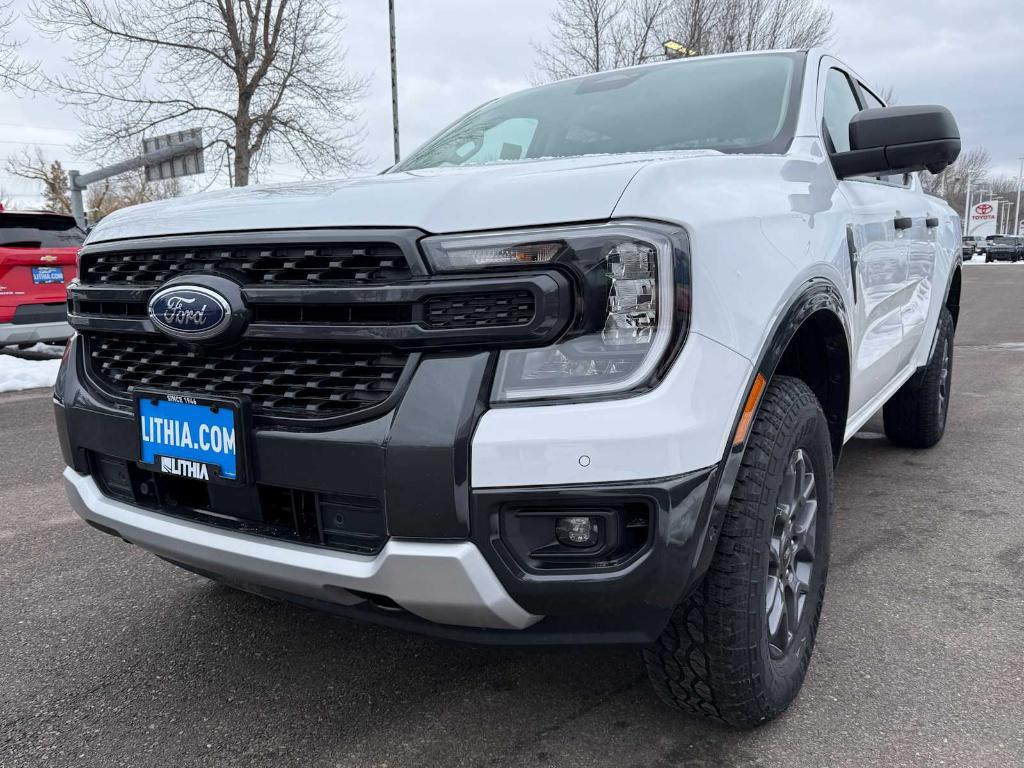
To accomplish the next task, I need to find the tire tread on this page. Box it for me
[644,375,833,727]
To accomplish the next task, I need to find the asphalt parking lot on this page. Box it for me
[2,265,1023,768]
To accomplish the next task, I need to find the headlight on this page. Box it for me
[421,221,690,403]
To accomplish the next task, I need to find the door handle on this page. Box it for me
[894,216,913,231]
[926,217,939,229]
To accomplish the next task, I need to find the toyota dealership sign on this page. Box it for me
[968,200,999,237]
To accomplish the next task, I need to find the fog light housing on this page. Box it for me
[555,516,600,548]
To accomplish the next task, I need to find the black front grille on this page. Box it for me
[80,242,412,286]
[425,290,535,329]
[250,303,413,326]
[85,333,410,422]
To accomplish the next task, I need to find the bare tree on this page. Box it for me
[85,171,183,221]
[6,146,180,218]
[668,0,832,55]
[921,146,990,215]
[0,0,37,90]
[878,85,897,105]
[32,0,367,187]
[613,0,674,68]
[535,0,833,79]
[533,0,672,81]
[6,147,72,213]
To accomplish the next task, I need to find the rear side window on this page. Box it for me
[0,214,85,248]
[822,68,861,153]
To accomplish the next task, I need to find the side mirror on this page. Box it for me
[832,105,961,179]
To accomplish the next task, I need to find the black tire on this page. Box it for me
[882,308,954,449]
[644,376,834,728]
[985,254,992,263]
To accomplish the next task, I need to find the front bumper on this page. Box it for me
[986,249,1019,261]
[65,468,539,631]
[56,332,728,644]
[0,320,72,346]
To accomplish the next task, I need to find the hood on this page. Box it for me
[86,151,722,244]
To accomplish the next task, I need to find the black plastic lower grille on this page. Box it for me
[92,453,387,555]
[84,332,410,422]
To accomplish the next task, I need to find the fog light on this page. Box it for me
[555,516,599,547]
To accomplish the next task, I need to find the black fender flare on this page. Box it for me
[681,277,851,600]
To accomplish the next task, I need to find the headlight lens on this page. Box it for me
[421,222,688,402]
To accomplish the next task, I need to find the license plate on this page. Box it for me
[32,266,64,284]
[136,393,244,483]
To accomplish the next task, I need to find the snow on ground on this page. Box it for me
[0,345,64,393]
[964,259,1024,266]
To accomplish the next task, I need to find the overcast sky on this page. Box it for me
[1,0,1022,206]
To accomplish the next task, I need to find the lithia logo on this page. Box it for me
[148,285,231,340]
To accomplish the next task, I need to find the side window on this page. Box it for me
[859,86,886,111]
[822,68,861,154]
[858,83,909,186]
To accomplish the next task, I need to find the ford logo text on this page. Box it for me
[148,285,231,341]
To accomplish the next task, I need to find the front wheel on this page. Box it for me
[644,376,834,727]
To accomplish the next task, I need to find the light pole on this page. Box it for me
[1015,156,1023,235]
[963,173,973,236]
[388,0,400,165]
[992,198,1008,234]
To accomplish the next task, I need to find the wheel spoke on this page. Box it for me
[795,510,817,560]
[767,579,787,652]
[769,534,783,566]
[784,578,800,638]
[792,561,812,594]
[765,446,820,659]
[798,471,815,505]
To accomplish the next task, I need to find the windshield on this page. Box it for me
[0,213,85,248]
[395,53,801,172]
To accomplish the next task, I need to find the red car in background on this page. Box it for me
[0,205,84,347]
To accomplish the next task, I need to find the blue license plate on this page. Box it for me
[138,395,240,482]
[32,266,64,284]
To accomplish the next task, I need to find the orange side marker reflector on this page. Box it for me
[733,373,767,446]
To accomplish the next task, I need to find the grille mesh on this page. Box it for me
[86,333,409,421]
[425,290,535,329]
[80,242,411,285]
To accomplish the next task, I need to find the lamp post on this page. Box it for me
[992,198,1007,235]
[1015,156,1023,235]
[388,0,400,165]
[963,173,973,236]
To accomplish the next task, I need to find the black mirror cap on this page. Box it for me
[833,105,961,179]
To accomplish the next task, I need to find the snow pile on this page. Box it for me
[0,350,63,393]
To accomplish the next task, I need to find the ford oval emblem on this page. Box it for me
[148,285,231,341]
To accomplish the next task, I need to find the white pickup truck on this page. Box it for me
[56,48,962,727]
